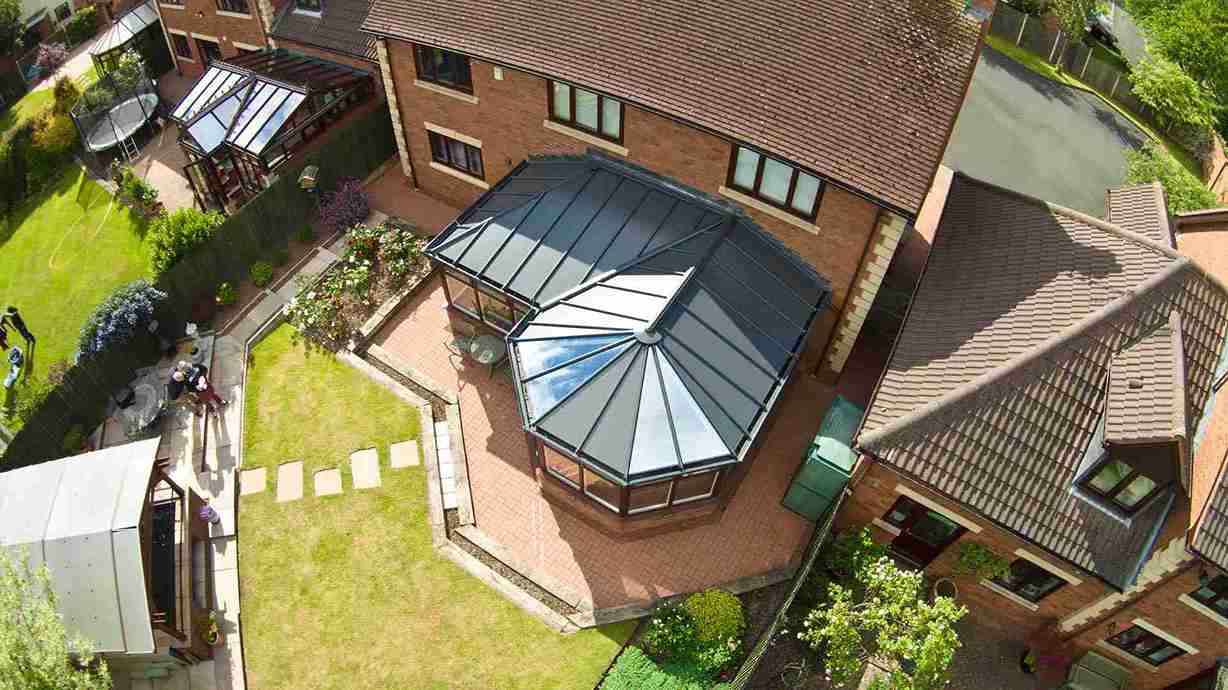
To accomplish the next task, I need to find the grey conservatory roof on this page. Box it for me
[426,154,831,484]
[0,438,160,654]
[89,0,159,57]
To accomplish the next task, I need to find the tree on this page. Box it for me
[0,0,22,56]
[798,556,966,690]
[1125,140,1219,213]
[1129,53,1217,129]
[1047,0,1104,39]
[1126,0,1228,135]
[0,550,110,690]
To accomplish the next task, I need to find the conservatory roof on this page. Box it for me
[0,439,160,654]
[428,155,831,484]
[170,62,247,123]
[89,0,159,57]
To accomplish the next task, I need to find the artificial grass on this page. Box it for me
[239,325,636,690]
[0,165,148,381]
[984,34,1204,179]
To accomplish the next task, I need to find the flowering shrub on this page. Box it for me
[640,590,746,679]
[347,224,382,260]
[378,221,426,282]
[338,255,372,296]
[35,43,68,74]
[285,281,346,342]
[147,207,224,275]
[317,177,369,234]
[77,280,166,358]
[642,607,696,659]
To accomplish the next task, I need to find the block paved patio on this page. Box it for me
[373,275,887,610]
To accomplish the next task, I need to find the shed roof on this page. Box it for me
[89,0,159,58]
[428,154,830,484]
[0,439,160,654]
[361,0,985,215]
[857,174,1228,589]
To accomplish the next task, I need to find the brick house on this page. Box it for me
[842,175,1228,689]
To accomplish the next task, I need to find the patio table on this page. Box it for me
[121,378,166,437]
[470,334,508,377]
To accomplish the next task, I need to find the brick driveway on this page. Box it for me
[375,276,886,610]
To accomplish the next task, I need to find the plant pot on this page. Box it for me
[932,577,958,600]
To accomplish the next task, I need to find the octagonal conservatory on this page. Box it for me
[425,154,831,518]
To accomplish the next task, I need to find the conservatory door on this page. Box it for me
[183,158,222,212]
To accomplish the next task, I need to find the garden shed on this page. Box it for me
[89,1,172,77]
[167,49,374,213]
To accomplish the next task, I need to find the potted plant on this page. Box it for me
[197,610,223,646]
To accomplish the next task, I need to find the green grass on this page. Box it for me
[1,65,100,137]
[240,325,636,690]
[984,34,1204,179]
[0,166,148,380]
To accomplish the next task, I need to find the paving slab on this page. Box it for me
[350,448,381,489]
[314,468,343,496]
[211,535,238,572]
[390,439,420,468]
[239,467,266,495]
[276,461,303,502]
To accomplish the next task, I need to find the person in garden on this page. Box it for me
[168,367,200,417]
[4,306,34,344]
[186,361,227,412]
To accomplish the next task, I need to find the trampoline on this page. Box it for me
[83,93,160,152]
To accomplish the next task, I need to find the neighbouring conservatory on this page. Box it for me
[425,154,831,518]
[167,49,373,212]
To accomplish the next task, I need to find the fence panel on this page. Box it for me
[988,2,1026,43]
[1082,56,1120,96]
[1019,20,1060,62]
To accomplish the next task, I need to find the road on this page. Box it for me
[943,46,1147,215]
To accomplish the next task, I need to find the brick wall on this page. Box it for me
[381,38,883,361]
[840,461,1113,637]
[156,0,268,77]
[1203,134,1228,205]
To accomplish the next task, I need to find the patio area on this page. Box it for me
[373,274,885,611]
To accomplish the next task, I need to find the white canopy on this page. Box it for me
[0,438,160,654]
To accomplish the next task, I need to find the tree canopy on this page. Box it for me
[1127,0,1228,136]
[0,550,111,690]
[0,0,23,56]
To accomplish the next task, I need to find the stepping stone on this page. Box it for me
[240,468,266,495]
[314,468,343,496]
[350,448,381,489]
[276,461,303,502]
[390,440,420,468]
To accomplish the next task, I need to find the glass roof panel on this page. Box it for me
[518,324,632,341]
[231,85,291,150]
[226,81,274,144]
[629,351,681,476]
[658,351,732,464]
[173,67,244,121]
[563,285,670,324]
[245,91,306,154]
[603,271,688,298]
[187,114,228,154]
[518,334,629,379]
[539,347,641,455]
[524,341,631,420]
[534,304,648,331]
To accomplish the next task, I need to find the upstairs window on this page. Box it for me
[294,0,321,13]
[171,33,192,60]
[415,46,472,94]
[216,0,250,13]
[1191,575,1228,618]
[1079,457,1164,513]
[1105,625,1186,667]
[990,559,1066,603]
[548,81,622,143]
[728,146,822,220]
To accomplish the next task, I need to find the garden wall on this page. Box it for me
[0,104,396,466]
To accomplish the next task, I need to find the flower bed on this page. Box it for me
[286,220,431,347]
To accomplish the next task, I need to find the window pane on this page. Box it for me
[466,146,483,177]
[543,445,580,488]
[759,158,792,204]
[1147,645,1182,665]
[885,496,915,526]
[628,481,672,514]
[1017,571,1064,602]
[477,287,514,332]
[429,132,445,162]
[1116,474,1157,507]
[575,88,599,130]
[552,82,571,120]
[791,172,820,215]
[1088,460,1131,494]
[601,98,621,138]
[448,139,467,168]
[732,147,759,189]
[673,471,718,504]
[584,469,621,512]
[444,272,478,316]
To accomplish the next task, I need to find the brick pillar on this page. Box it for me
[822,210,907,374]
[376,38,414,183]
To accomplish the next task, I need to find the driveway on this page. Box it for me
[943,46,1147,215]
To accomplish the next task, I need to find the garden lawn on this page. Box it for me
[240,325,635,690]
[0,165,148,381]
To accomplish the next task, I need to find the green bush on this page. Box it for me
[63,6,97,46]
[822,528,890,584]
[641,606,697,659]
[215,282,237,307]
[250,261,273,287]
[1125,140,1219,213]
[682,589,744,645]
[269,246,289,267]
[600,646,727,690]
[51,76,80,115]
[1131,53,1217,129]
[147,208,224,274]
[296,224,315,243]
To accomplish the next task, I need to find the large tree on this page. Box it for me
[1126,0,1228,135]
[0,0,23,56]
[0,550,111,690]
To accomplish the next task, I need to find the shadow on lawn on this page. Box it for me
[0,164,148,249]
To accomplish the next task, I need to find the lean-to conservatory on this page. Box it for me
[167,49,373,212]
[425,155,831,517]
[89,1,173,76]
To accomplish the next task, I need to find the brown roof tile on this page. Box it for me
[858,174,1228,588]
[360,0,984,214]
[273,0,377,62]
[1104,314,1185,445]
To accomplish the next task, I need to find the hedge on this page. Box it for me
[1,103,396,465]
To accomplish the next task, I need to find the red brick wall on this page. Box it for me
[840,461,1113,637]
[157,0,268,77]
[383,38,882,341]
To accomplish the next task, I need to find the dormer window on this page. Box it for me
[294,0,321,14]
[1080,457,1164,513]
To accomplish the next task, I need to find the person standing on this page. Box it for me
[186,362,227,412]
[4,307,34,344]
[168,367,200,417]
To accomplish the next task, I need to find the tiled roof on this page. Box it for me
[272,0,377,62]
[1106,182,1173,247]
[1104,314,1185,445]
[858,174,1228,589]
[360,0,985,214]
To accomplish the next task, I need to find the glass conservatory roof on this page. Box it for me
[428,155,832,484]
[89,0,159,57]
[170,63,246,123]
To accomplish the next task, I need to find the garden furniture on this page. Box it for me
[469,334,508,377]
